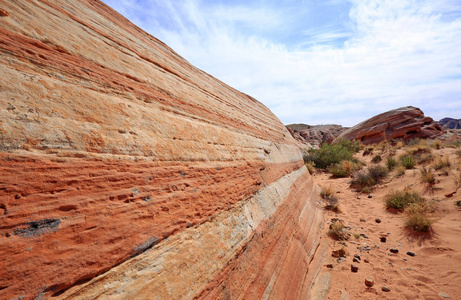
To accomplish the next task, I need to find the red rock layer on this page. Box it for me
[0,1,322,299]
[334,106,445,145]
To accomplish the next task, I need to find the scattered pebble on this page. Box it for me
[364,258,370,263]
[406,267,411,270]
[357,196,361,199]
[368,194,372,198]
[351,264,358,272]
[353,257,360,263]
[365,276,374,287]
[360,218,366,222]
[375,218,381,223]
[380,237,387,243]
[382,286,391,292]
[406,251,416,257]
[390,248,399,254]
[325,263,334,268]
[360,233,369,239]
[15,194,21,199]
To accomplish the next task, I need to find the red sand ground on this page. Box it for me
[313,146,461,299]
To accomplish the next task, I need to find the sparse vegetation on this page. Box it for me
[384,189,425,210]
[320,186,334,198]
[405,203,434,232]
[362,147,374,156]
[456,149,461,158]
[386,156,397,170]
[420,167,436,190]
[328,160,361,178]
[350,165,388,191]
[400,154,416,169]
[432,157,451,170]
[328,220,349,240]
[320,186,340,212]
[417,153,434,164]
[305,161,316,174]
[395,165,406,177]
[432,140,443,149]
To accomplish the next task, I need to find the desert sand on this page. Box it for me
[312,145,461,299]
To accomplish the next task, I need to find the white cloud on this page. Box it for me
[102,0,461,126]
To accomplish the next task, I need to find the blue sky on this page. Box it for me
[102,0,461,126]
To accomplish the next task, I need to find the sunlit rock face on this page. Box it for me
[0,1,322,299]
[334,106,445,145]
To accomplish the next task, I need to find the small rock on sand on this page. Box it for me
[439,292,450,298]
[375,218,381,223]
[382,286,390,292]
[351,264,358,272]
[365,276,374,287]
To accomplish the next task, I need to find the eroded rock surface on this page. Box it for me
[334,106,444,145]
[0,1,322,299]
[286,124,346,147]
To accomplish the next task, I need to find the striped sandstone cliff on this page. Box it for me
[0,1,323,299]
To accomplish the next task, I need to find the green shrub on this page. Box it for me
[305,161,316,174]
[384,189,425,210]
[387,156,397,170]
[304,139,360,169]
[400,154,416,169]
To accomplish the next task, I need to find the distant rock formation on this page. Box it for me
[438,117,461,129]
[334,106,445,144]
[286,124,347,147]
[0,1,322,299]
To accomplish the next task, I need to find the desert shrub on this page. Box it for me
[418,153,434,164]
[432,140,443,149]
[328,160,361,178]
[320,186,334,198]
[304,139,359,169]
[350,165,388,191]
[368,165,388,181]
[432,157,451,170]
[371,155,382,163]
[405,203,434,232]
[420,167,435,186]
[305,161,316,174]
[395,165,406,177]
[328,221,349,240]
[384,189,425,210]
[400,154,416,169]
[324,196,340,212]
[387,156,397,170]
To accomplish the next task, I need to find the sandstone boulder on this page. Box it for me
[334,106,444,145]
[0,1,322,299]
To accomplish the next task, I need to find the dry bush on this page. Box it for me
[395,165,406,177]
[405,203,435,232]
[432,157,451,170]
[320,186,334,198]
[350,165,388,191]
[455,149,461,158]
[420,167,435,186]
[395,141,405,149]
[305,161,316,174]
[328,160,361,178]
[328,221,349,240]
[432,140,443,149]
[384,189,425,210]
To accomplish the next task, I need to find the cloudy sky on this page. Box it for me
[102,0,461,126]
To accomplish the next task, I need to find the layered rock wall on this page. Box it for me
[0,1,322,299]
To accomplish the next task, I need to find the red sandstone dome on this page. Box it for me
[334,106,445,145]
